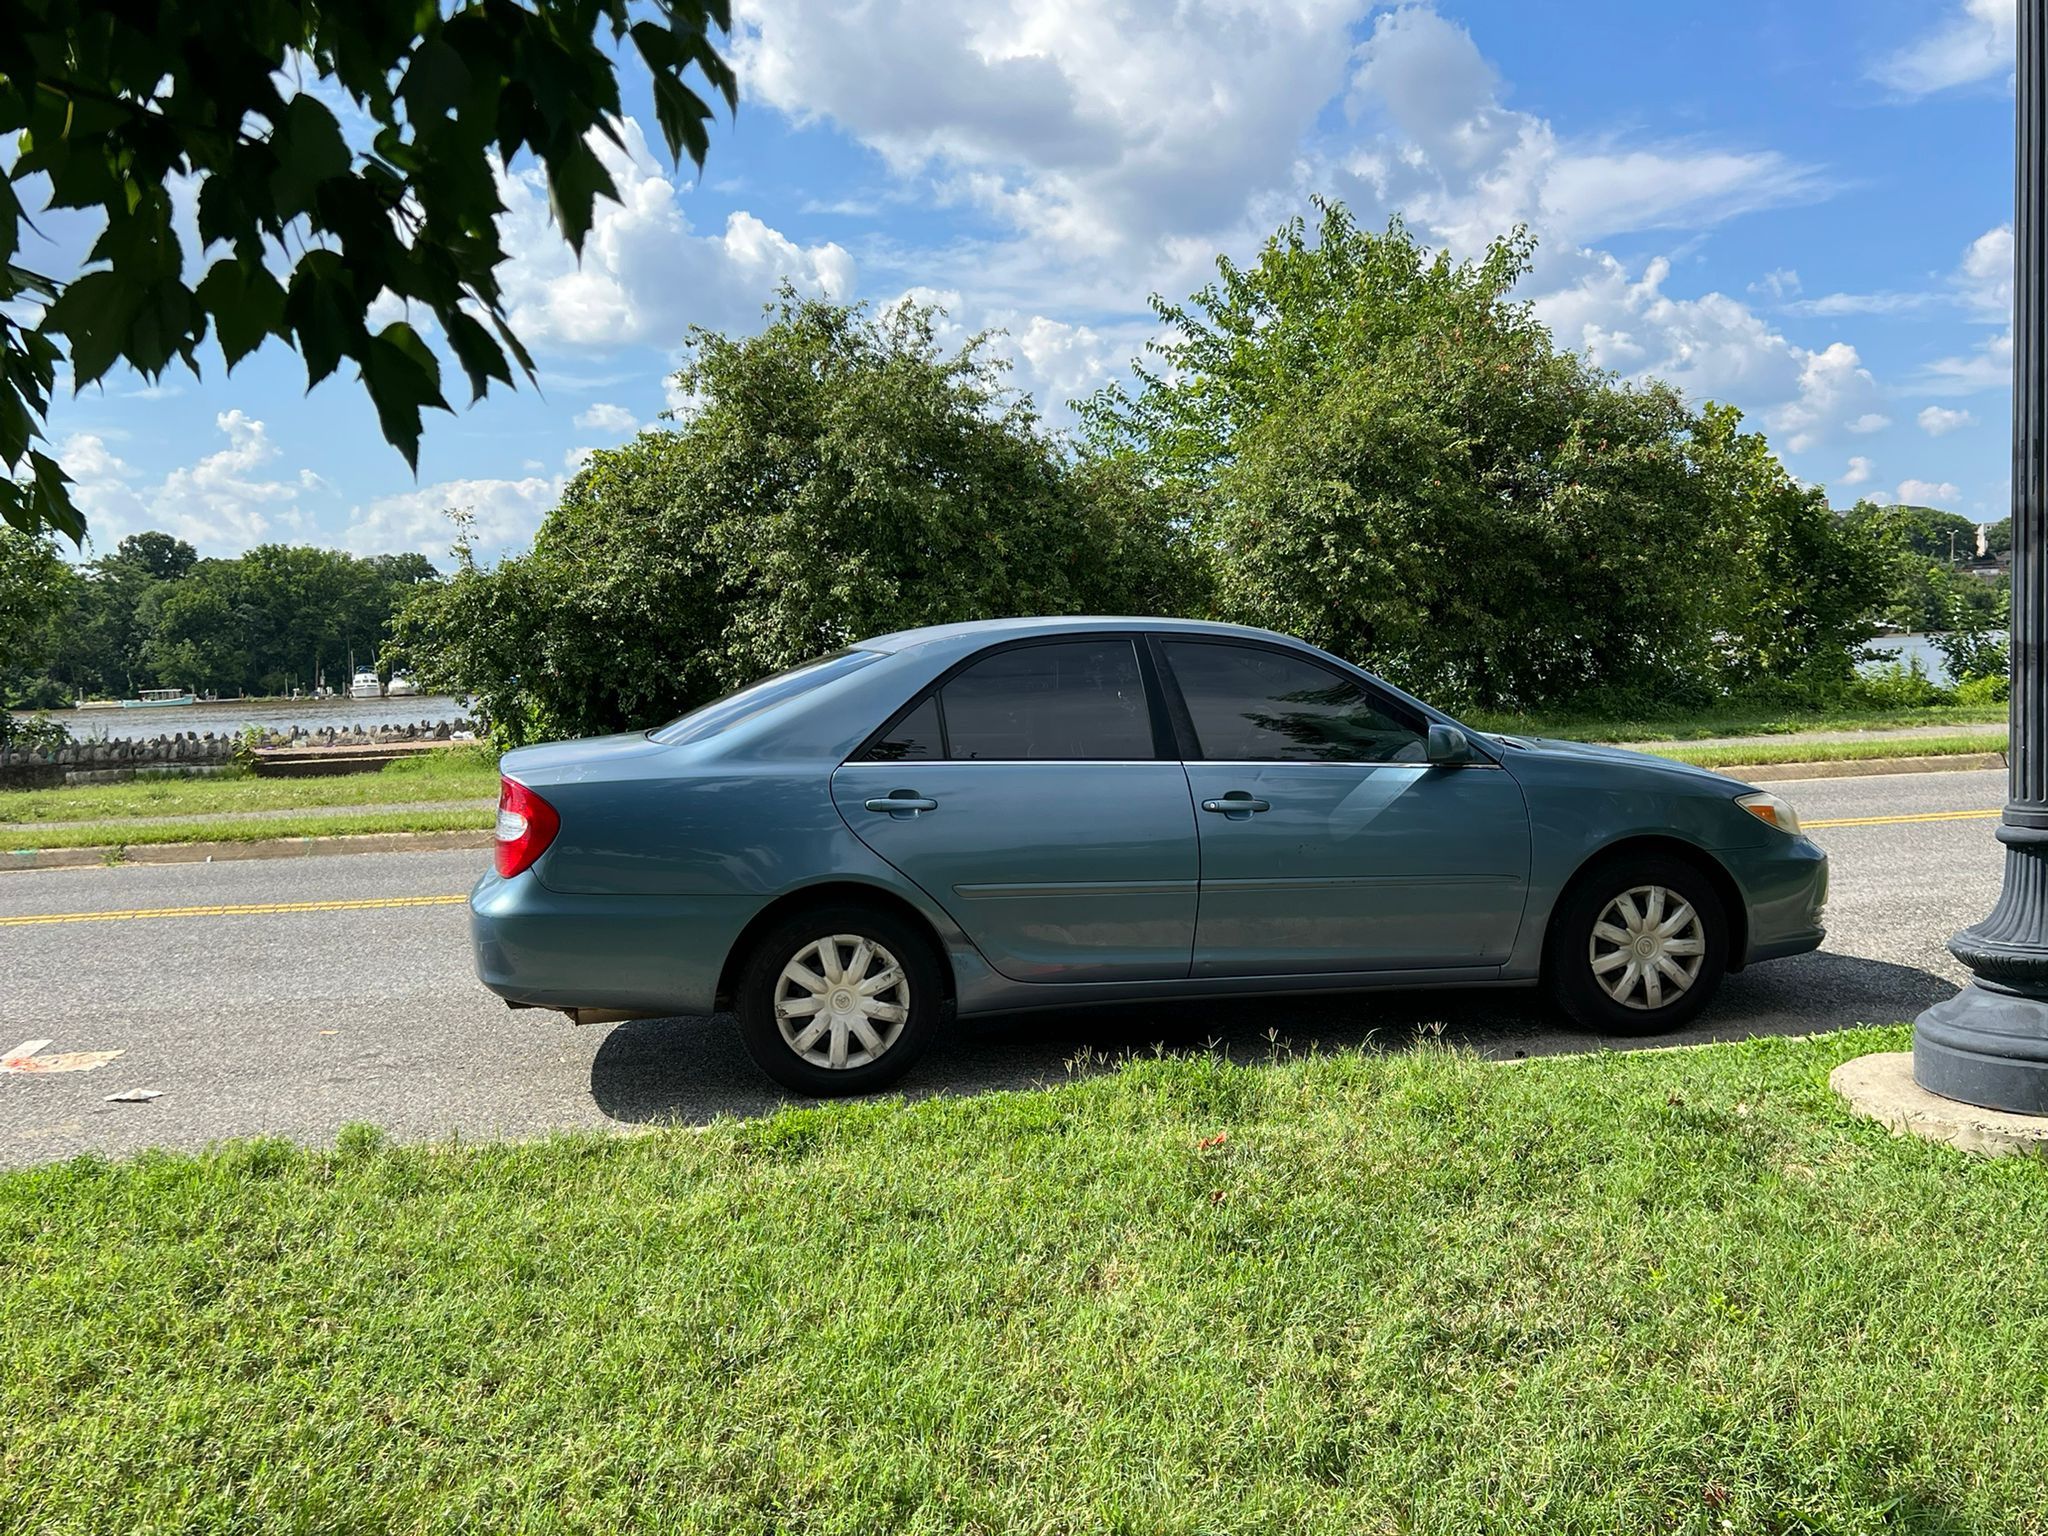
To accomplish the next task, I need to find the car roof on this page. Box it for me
[854,616,1301,657]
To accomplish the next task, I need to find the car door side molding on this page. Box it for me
[952,879,1202,901]
[1201,873,1521,892]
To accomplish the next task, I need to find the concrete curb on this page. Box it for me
[1695,751,2007,783]
[2,829,491,872]
[1832,1051,2048,1157]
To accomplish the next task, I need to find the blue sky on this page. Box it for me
[32,0,2021,564]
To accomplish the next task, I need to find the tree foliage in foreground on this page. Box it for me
[392,294,1196,743]
[1080,203,1884,713]
[1,0,735,542]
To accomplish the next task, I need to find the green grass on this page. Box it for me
[0,805,489,852]
[1646,731,2008,769]
[0,745,499,824]
[6,1028,2048,1533]
[1466,701,2008,743]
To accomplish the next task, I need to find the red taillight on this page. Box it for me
[494,776,560,878]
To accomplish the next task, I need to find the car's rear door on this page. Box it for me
[831,636,1200,983]
[1159,637,1531,976]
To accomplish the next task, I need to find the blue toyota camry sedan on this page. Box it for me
[471,617,1827,1093]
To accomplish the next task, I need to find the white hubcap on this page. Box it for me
[1588,885,1705,1011]
[773,934,911,1069]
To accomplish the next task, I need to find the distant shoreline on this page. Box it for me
[9,695,472,743]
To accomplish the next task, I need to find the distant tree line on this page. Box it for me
[1,530,436,707]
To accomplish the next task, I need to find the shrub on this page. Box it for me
[1847,658,1951,710]
[1954,672,2010,705]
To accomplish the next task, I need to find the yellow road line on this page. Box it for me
[0,894,468,928]
[1805,808,2003,830]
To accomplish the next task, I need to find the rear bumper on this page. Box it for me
[1725,835,1828,970]
[469,870,758,1016]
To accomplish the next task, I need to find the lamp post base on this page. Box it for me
[1913,984,2048,1114]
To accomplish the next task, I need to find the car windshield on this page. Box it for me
[648,649,880,745]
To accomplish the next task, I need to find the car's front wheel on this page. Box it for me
[735,904,942,1094]
[1545,857,1728,1034]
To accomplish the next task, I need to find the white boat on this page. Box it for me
[349,670,382,699]
[120,688,196,708]
[386,674,419,698]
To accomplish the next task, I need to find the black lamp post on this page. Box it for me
[1915,0,2048,1112]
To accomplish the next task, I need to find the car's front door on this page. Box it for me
[1159,638,1531,976]
[832,636,1199,983]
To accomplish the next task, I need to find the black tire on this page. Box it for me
[1545,856,1728,1035]
[735,903,943,1095]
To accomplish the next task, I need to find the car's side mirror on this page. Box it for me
[1425,723,1474,766]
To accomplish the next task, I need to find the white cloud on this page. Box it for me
[1537,256,1893,455]
[1770,343,1888,454]
[1919,405,1976,435]
[1751,268,1801,300]
[735,0,1363,264]
[1787,290,1937,318]
[1872,0,2013,98]
[343,476,564,562]
[1958,224,2014,316]
[1842,455,1874,487]
[498,119,854,349]
[63,411,312,556]
[1922,328,2013,395]
[1789,224,2008,322]
[573,402,640,434]
[1899,478,1964,506]
[1335,7,1825,255]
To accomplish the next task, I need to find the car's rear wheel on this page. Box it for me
[1545,857,1728,1034]
[736,904,942,1094]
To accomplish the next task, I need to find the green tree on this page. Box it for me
[1845,502,2005,632]
[113,530,199,582]
[1688,403,1884,691]
[3,0,736,542]
[394,295,1193,742]
[0,527,80,714]
[140,581,245,694]
[1085,205,1740,710]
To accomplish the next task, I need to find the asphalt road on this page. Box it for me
[0,767,2007,1167]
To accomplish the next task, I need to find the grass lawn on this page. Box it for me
[1467,701,2008,744]
[1646,731,2008,769]
[0,746,500,825]
[6,1027,2048,1534]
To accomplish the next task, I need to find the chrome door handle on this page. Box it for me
[865,795,938,814]
[1201,795,1270,815]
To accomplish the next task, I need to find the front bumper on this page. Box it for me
[469,869,759,1016]
[1724,834,1828,969]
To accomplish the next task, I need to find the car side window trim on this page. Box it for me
[849,633,1175,765]
[1147,633,1433,764]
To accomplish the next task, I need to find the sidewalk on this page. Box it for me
[1621,721,2008,753]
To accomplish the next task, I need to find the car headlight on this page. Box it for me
[1736,790,1801,836]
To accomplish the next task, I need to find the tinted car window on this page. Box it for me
[865,695,943,761]
[649,650,879,745]
[940,640,1153,760]
[1163,641,1424,764]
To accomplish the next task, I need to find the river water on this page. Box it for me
[14,695,474,741]
[1862,634,1964,685]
